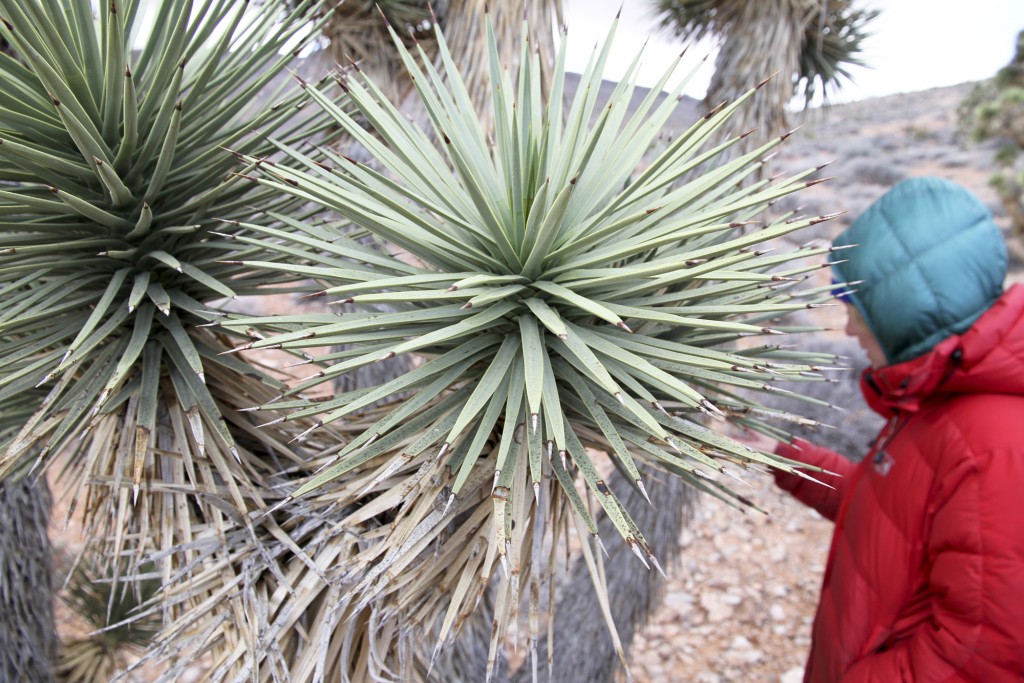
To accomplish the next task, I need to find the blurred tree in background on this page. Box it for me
[310,0,563,130]
[654,0,877,143]
[961,29,1024,245]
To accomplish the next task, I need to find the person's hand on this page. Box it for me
[730,428,780,455]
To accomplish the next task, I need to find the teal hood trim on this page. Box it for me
[830,177,1007,365]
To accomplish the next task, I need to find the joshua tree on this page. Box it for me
[439,0,563,122]
[316,0,563,127]
[212,14,845,681]
[316,0,436,104]
[312,4,868,679]
[961,29,1024,247]
[0,0,354,675]
[654,0,877,145]
[0,472,57,682]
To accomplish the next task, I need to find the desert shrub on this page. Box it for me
[934,148,978,169]
[834,137,878,160]
[846,158,907,187]
[960,30,1024,238]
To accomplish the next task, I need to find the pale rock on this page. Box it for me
[781,666,805,683]
[712,532,738,556]
[730,635,753,650]
[699,592,734,623]
[180,669,204,683]
[770,543,788,563]
[664,590,694,614]
[770,603,786,621]
[707,567,740,589]
[728,648,764,665]
[722,592,743,606]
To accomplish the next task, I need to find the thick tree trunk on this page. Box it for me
[508,473,692,683]
[435,471,693,683]
[0,475,57,682]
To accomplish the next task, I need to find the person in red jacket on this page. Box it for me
[759,177,1024,682]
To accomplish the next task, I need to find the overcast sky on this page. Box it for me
[561,0,1024,104]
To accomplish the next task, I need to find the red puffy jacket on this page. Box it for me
[775,285,1024,682]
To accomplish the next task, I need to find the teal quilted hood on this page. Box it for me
[830,177,1007,365]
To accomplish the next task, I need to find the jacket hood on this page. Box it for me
[831,177,1008,365]
[861,285,1024,418]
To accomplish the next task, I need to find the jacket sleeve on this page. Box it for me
[772,438,856,521]
[838,448,1024,683]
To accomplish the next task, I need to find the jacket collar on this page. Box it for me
[860,285,1024,418]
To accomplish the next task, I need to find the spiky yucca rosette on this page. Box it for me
[209,15,850,681]
[0,0,338,521]
[0,0,359,674]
